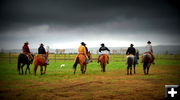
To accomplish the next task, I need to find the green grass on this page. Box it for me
[0,59,180,82]
[0,54,180,100]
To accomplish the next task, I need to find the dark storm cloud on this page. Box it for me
[0,0,180,30]
[0,0,180,49]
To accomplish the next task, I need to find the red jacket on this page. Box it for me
[22,44,30,53]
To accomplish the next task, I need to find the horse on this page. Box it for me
[73,51,91,74]
[142,52,153,75]
[126,54,135,75]
[99,54,108,72]
[17,53,34,75]
[34,52,49,75]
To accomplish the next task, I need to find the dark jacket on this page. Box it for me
[85,46,88,53]
[99,46,110,52]
[126,47,136,55]
[22,44,30,53]
[38,46,46,54]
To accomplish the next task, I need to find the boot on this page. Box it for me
[46,60,49,65]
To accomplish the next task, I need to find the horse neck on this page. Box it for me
[46,52,49,57]
[87,53,91,59]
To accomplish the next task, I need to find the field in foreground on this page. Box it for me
[0,59,180,100]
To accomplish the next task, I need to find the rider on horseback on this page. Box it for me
[145,41,155,64]
[22,41,33,63]
[98,43,110,64]
[38,43,49,65]
[77,42,89,63]
[126,44,136,64]
[126,44,136,55]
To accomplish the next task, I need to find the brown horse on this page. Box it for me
[34,52,49,75]
[142,52,153,75]
[73,51,91,74]
[99,54,108,72]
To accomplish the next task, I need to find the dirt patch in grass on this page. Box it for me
[0,65,180,100]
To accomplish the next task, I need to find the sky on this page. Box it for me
[0,0,180,49]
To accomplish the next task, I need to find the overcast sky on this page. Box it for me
[0,0,180,49]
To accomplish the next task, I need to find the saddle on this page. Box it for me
[74,53,86,62]
[127,54,134,58]
[22,53,33,63]
[143,52,152,57]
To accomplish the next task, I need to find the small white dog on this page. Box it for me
[60,64,65,68]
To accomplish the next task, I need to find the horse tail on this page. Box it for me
[33,56,38,76]
[103,55,106,72]
[73,57,79,70]
[143,54,149,67]
[127,56,133,66]
[101,55,105,64]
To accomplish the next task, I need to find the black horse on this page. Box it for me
[17,53,34,75]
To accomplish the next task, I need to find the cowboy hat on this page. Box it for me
[101,43,105,46]
[24,41,29,44]
[40,43,44,46]
[147,41,151,44]
[81,42,86,45]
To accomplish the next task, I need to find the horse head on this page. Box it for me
[46,52,49,58]
[87,51,91,60]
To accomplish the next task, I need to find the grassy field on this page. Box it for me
[0,54,180,100]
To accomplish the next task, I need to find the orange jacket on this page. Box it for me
[78,45,86,55]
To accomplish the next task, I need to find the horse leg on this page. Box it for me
[21,64,25,75]
[25,64,29,75]
[40,66,43,75]
[73,63,77,75]
[28,65,31,74]
[147,64,151,75]
[44,65,46,74]
[18,63,21,75]
[143,64,146,75]
[100,64,103,72]
[103,64,106,72]
[34,65,38,76]
[134,64,136,74]
[130,67,132,75]
[127,66,129,75]
[143,63,147,75]
[84,64,87,74]
[147,67,149,75]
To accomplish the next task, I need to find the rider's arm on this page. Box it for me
[38,48,40,54]
[83,46,87,55]
[43,47,46,54]
[126,48,129,55]
[99,48,102,52]
[27,46,30,53]
[106,47,110,52]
